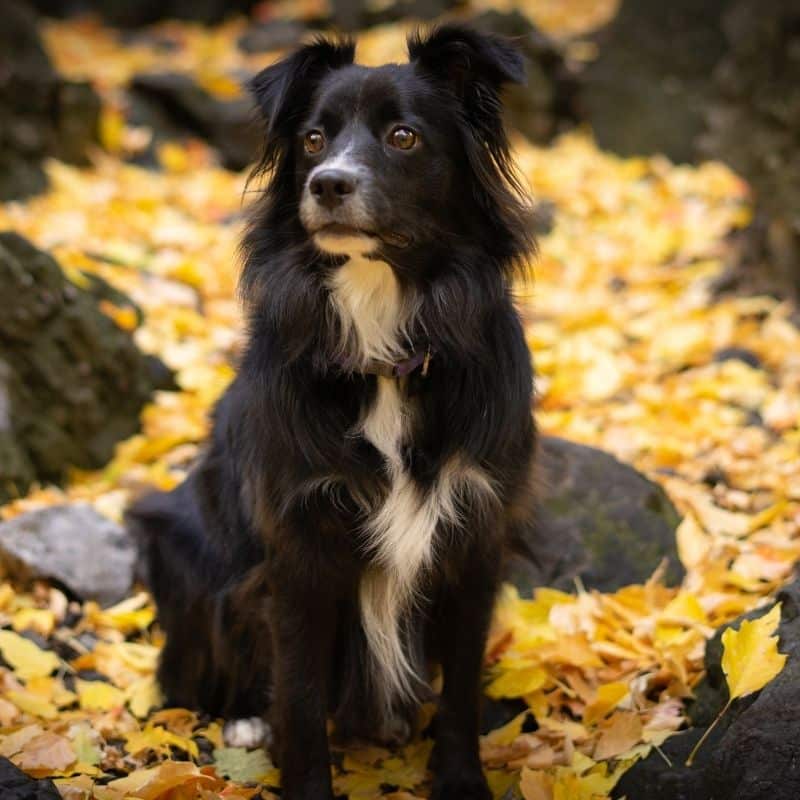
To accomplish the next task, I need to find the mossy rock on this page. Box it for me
[0,232,159,504]
[505,436,684,593]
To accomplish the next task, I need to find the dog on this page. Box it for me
[128,24,537,800]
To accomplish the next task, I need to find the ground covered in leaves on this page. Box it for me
[2,7,800,800]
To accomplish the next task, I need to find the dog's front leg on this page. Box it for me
[430,543,501,800]
[269,557,340,800]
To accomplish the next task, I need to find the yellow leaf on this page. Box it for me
[99,300,138,331]
[520,767,552,800]
[127,675,163,718]
[100,106,126,153]
[676,513,711,569]
[103,761,214,800]
[486,666,548,699]
[158,142,191,173]
[481,711,529,747]
[0,631,60,679]
[655,592,708,646]
[593,711,644,760]
[26,675,78,708]
[125,725,199,759]
[583,682,629,726]
[487,769,519,800]
[197,71,243,100]
[76,680,126,711]
[11,608,56,637]
[722,603,787,701]
[5,690,59,719]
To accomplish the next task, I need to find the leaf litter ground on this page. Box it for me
[1,9,800,800]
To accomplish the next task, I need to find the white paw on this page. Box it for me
[223,717,271,749]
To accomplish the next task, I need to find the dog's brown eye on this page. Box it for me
[389,126,418,150]
[304,130,325,155]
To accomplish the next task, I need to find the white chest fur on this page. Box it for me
[328,249,497,712]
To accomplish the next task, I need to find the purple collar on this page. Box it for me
[337,344,433,379]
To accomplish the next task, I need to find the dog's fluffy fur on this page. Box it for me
[129,24,537,800]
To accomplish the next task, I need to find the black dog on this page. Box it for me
[129,24,537,800]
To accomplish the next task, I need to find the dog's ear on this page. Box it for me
[250,37,355,139]
[407,24,525,99]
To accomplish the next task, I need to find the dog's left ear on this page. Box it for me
[407,24,525,101]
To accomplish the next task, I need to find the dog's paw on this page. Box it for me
[223,717,272,749]
[430,773,492,800]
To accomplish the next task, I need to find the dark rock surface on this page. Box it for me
[699,0,800,301]
[505,436,684,593]
[129,72,261,171]
[237,19,308,55]
[613,577,800,800]
[574,0,800,299]
[0,504,135,605]
[0,0,100,201]
[0,232,157,504]
[578,0,733,164]
[0,757,60,800]
[29,0,257,27]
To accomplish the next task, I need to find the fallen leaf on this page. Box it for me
[13,731,76,774]
[722,603,787,700]
[102,761,215,800]
[0,631,60,679]
[76,679,126,712]
[593,711,644,760]
[212,747,274,783]
[125,724,199,759]
[583,682,630,726]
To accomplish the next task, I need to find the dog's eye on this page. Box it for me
[304,130,325,155]
[388,126,418,150]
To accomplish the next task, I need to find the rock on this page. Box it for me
[0,0,100,201]
[0,504,135,605]
[237,19,308,54]
[698,0,800,300]
[505,437,684,593]
[470,10,579,144]
[30,0,257,27]
[0,232,158,503]
[613,577,800,800]
[129,72,261,171]
[578,0,733,164]
[0,757,60,800]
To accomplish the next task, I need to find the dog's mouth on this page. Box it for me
[313,223,412,251]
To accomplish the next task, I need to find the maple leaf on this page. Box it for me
[687,603,787,765]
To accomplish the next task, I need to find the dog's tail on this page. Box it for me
[126,480,208,608]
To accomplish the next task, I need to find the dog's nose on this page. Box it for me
[309,169,357,210]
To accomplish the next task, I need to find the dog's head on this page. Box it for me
[249,25,531,272]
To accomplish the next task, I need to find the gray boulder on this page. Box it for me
[0,504,135,606]
[505,436,684,593]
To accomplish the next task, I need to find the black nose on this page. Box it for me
[309,169,357,210]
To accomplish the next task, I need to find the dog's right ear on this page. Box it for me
[249,37,355,140]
